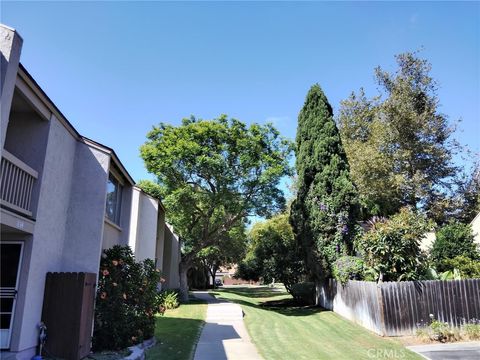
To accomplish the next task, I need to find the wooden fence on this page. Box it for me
[317,279,480,336]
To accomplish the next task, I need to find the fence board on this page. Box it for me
[318,279,480,336]
[42,272,97,360]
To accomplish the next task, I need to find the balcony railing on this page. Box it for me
[1,150,38,217]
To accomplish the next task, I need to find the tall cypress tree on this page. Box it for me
[290,84,358,282]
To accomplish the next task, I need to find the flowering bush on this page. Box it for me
[332,256,365,285]
[93,246,161,351]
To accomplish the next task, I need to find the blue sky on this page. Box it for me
[2,1,479,187]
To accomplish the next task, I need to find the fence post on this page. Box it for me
[376,281,387,336]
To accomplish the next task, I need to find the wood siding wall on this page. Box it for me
[317,279,480,336]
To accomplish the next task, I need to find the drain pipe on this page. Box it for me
[32,322,47,360]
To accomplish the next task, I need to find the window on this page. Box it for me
[105,173,122,224]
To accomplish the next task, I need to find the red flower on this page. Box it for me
[102,269,109,276]
[100,292,107,300]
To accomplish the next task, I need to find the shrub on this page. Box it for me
[429,318,455,342]
[290,282,315,305]
[93,246,161,351]
[157,289,180,310]
[464,321,480,340]
[431,221,479,263]
[332,256,364,285]
[356,208,430,281]
[437,255,480,279]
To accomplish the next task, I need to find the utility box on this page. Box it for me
[41,272,96,360]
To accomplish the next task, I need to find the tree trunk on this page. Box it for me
[212,266,218,288]
[179,261,191,302]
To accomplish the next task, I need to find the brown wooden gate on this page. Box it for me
[41,272,96,360]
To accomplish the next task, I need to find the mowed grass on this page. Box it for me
[212,286,422,360]
[146,298,207,360]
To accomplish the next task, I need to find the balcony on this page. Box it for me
[1,149,38,217]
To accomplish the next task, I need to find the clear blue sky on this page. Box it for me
[2,1,479,185]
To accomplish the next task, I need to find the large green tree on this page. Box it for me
[236,213,305,294]
[338,52,462,221]
[198,223,246,288]
[140,116,292,300]
[290,85,358,283]
[431,221,480,264]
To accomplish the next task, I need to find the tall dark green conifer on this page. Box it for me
[290,84,358,282]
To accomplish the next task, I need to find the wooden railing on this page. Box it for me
[1,150,38,217]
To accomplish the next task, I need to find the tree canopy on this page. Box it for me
[290,84,358,282]
[431,221,479,264]
[236,213,305,294]
[338,52,462,221]
[140,115,292,299]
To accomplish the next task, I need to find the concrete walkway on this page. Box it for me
[193,291,263,360]
[407,341,480,360]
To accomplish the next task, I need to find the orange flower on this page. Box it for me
[112,260,119,266]
[100,292,107,299]
[102,269,109,276]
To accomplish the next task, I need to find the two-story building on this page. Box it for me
[0,24,180,358]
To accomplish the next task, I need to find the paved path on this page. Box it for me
[407,341,480,360]
[193,291,263,360]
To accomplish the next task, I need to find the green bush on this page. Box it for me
[93,246,161,351]
[356,208,430,281]
[431,221,479,263]
[290,282,315,305]
[332,256,364,285]
[157,289,180,310]
[464,322,480,340]
[437,255,480,278]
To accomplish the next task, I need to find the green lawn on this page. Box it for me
[146,298,207,360]
[212,286,422,360]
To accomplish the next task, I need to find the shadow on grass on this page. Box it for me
[216,286,287,299]
[212,287,326,317]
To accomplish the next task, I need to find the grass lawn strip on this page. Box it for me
[146,298,207,360]
[213,286,422,360]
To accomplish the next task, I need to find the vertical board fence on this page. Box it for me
[317,279,480,336]
[42,272,97,360]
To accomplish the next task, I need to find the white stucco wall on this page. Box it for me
[0,25,22,149]
[128,188,159,262]
[11,115,77,352]
[162,224,180,289]
[471,213,480,245]
[63,142,109,273]
[155,209,166,270]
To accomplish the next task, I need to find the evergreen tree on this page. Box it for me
[290,85,358,282]
[339,52,462,220]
